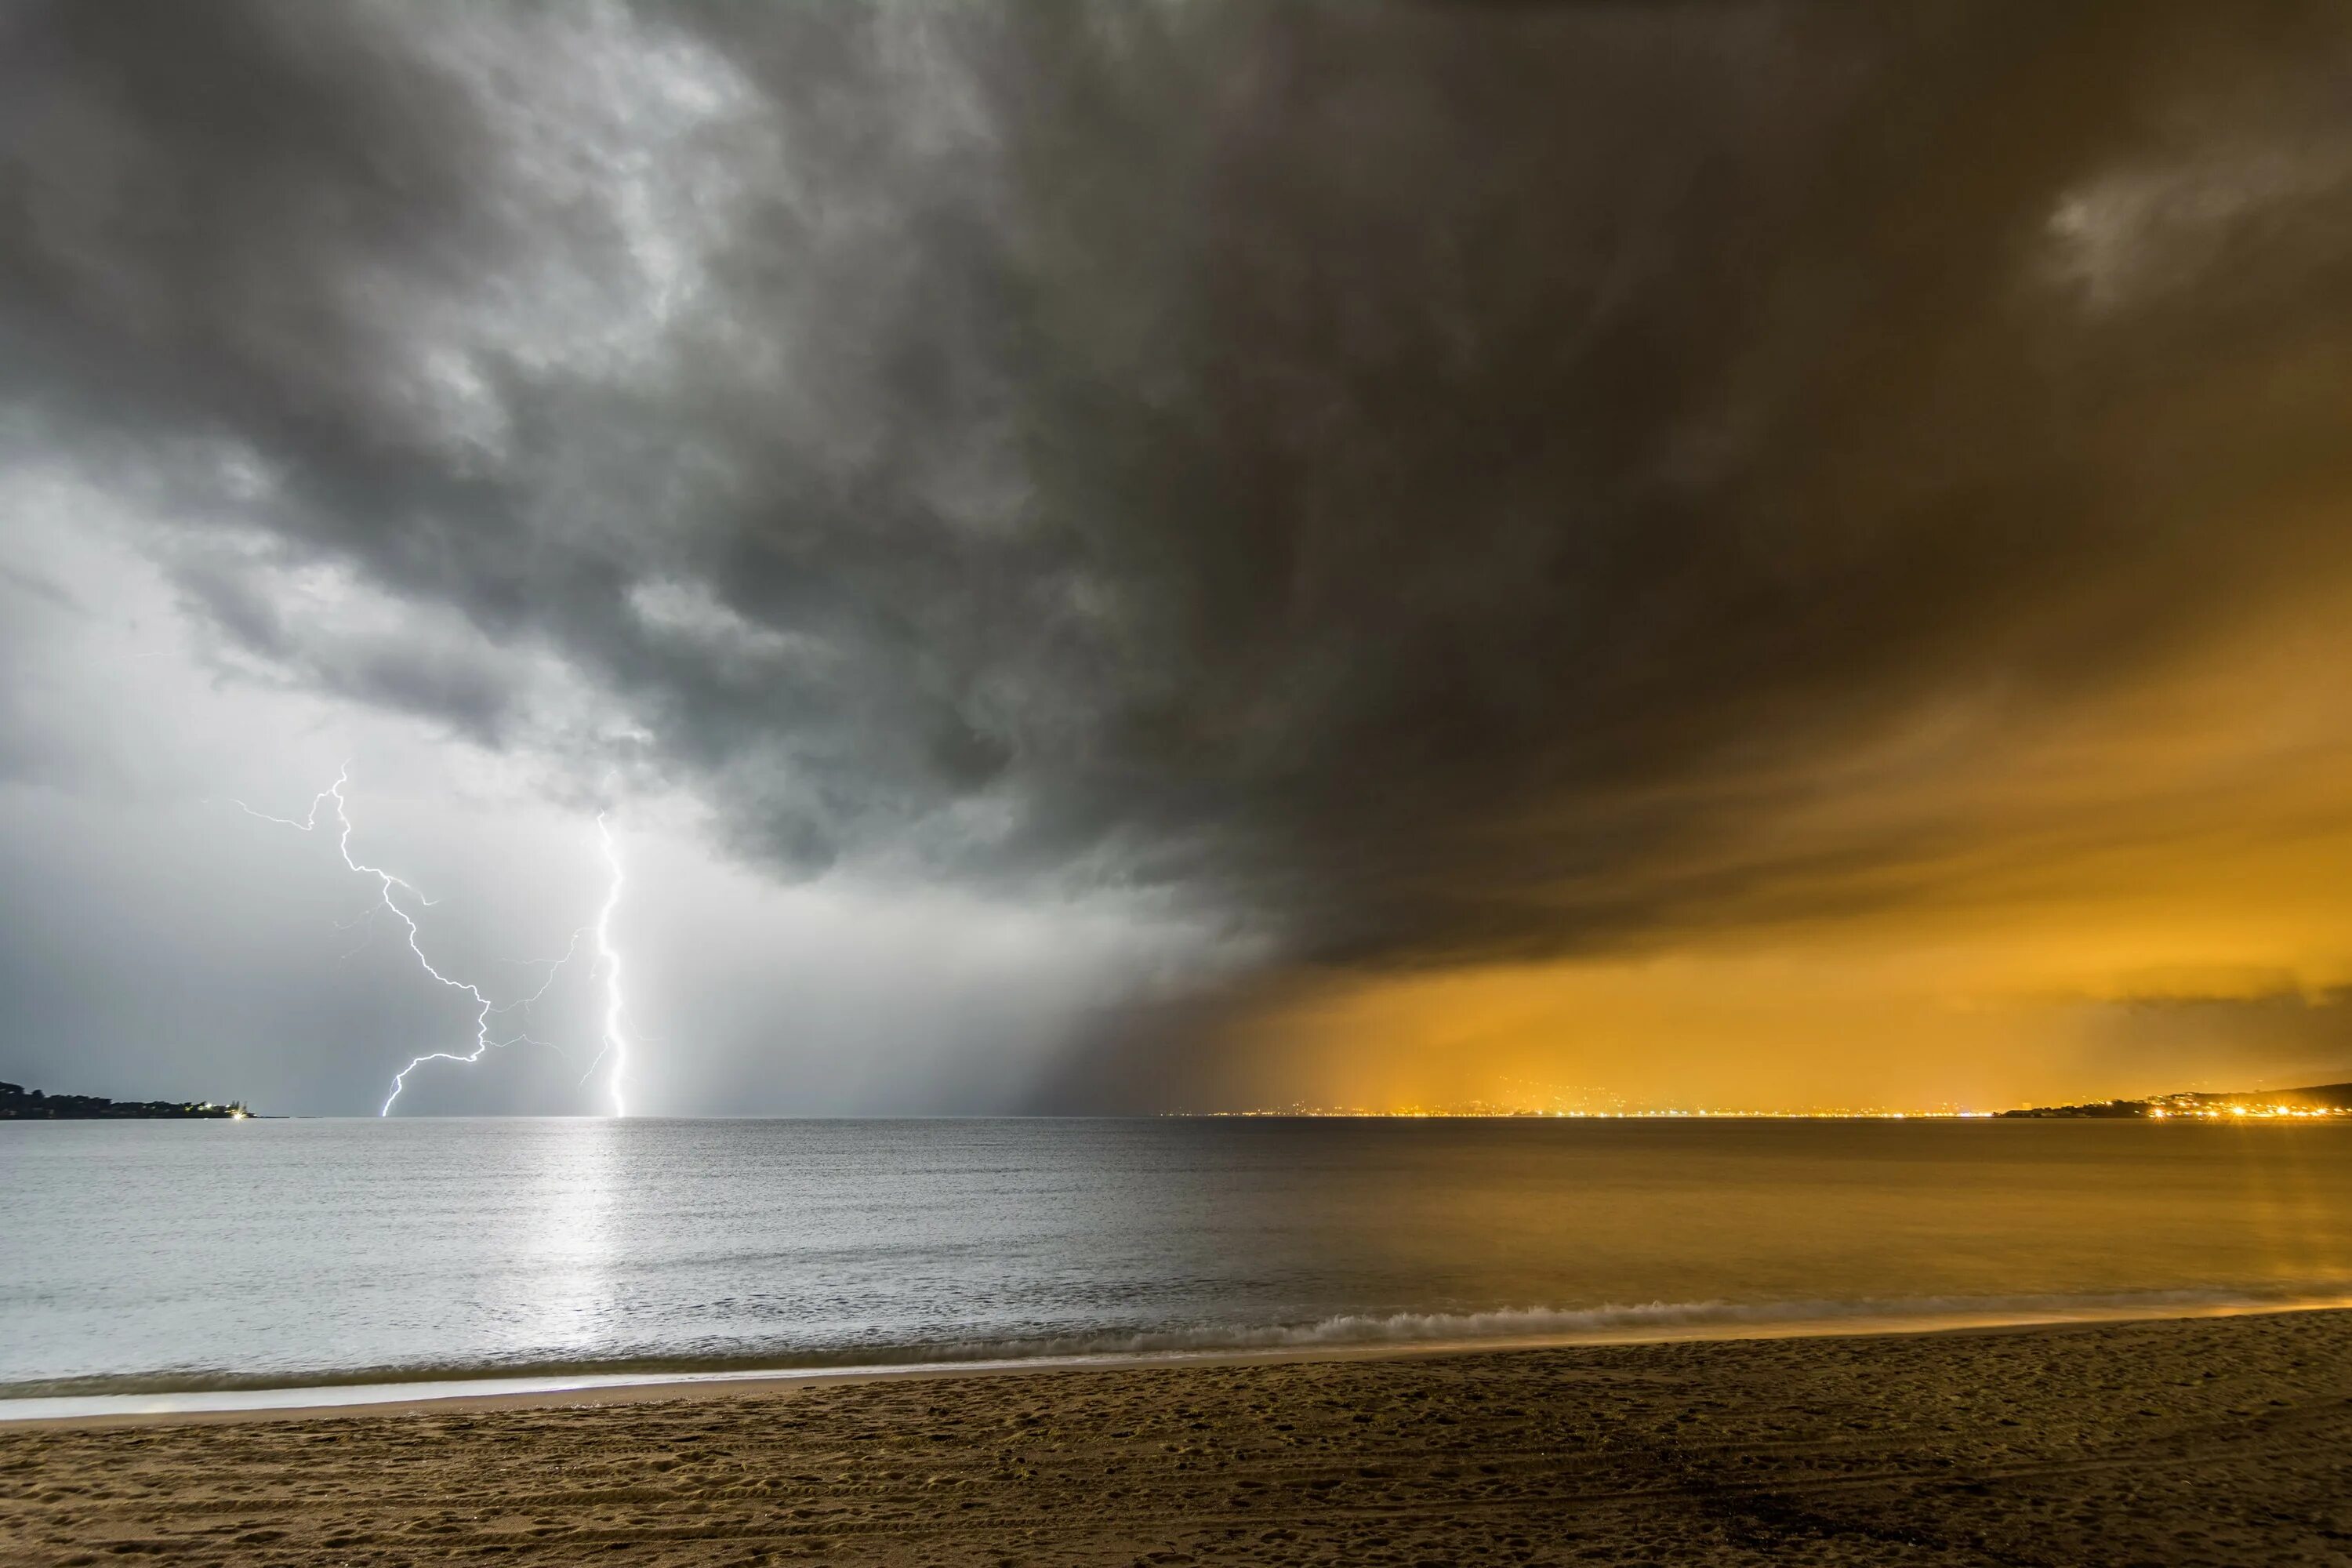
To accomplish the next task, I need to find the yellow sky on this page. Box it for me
[1194,572,2352,1112]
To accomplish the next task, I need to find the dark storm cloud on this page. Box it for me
[6,1,2352,965]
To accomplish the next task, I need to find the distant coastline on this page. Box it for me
[1997,1079,2352,1120]
[0,1081,252,1120]
[1180,1080,2352,1120]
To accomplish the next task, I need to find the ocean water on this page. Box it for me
[5,1117,2351,1416]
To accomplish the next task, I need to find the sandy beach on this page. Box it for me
[5,1310,2350,1566]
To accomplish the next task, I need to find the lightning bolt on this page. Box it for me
[593,813,630,1118]
[227,766,591,1116]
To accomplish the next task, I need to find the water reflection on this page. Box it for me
[512,1119,624,1354]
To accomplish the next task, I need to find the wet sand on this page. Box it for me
[6,1310,2352,1566]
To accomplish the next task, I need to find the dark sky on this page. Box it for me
[5,2,2352,1115]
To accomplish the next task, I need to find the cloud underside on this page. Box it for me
[7,0,2352,1054]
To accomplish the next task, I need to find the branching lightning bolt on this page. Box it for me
[227,766,596,1116]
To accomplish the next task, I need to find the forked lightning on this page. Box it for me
[230,767,633,1116]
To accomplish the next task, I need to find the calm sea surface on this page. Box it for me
[5,1118,2351,1414]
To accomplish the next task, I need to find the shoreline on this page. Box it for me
[13,1292,2348,1429]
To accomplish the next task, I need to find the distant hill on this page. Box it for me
[0,1081,252,1120]
[1998,1080,2352,1119]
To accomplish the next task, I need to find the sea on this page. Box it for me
[5,1116,2351,1420]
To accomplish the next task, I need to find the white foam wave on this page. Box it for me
[955,1287,2340,1359]
[6,1287,2345,1421]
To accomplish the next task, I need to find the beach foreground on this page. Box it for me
[7,1312,2352,1566]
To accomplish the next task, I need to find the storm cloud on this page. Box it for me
[6,2,2352,1109]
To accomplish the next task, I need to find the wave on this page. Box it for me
[6,1285,2347,1417]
